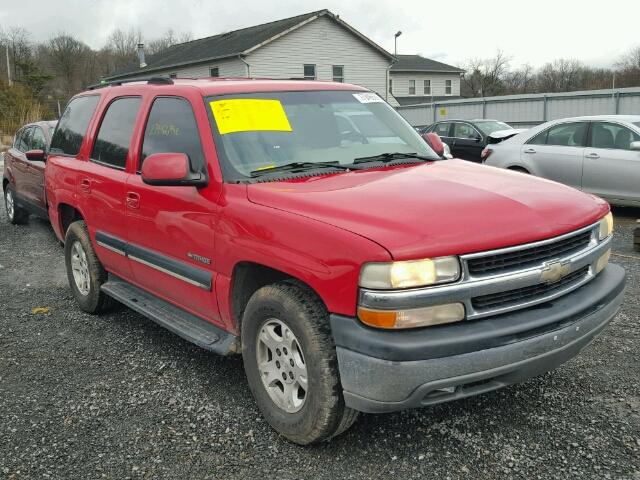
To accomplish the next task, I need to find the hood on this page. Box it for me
[247,160,609,260]
[487,128,528,144]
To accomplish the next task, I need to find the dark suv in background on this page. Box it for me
[422,119,519,162]
[2,120,56,223]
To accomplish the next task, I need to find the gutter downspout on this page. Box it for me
[238,55,251,78]
[386,56,398,103]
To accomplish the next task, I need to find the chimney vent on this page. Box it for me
[137,43,147,68]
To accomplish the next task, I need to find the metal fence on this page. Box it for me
[396,87,640,128]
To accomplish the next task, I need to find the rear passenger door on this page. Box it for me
[76,96,142,280]
[7,127,32,199]
[125,96,220,324]
[582,121,640,203]
[520,121,588,189]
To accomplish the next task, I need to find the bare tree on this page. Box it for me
[146,29,192,55]
[462,50,511,97]
[104,28,142,69]
[43,34,92,94]
[537,59,585,92]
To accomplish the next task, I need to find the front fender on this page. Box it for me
[215,186,392,321]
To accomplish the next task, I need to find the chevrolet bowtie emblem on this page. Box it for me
[540,260,572,284]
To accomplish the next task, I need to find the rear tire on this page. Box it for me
[241,281,358,444]
[64,220,113,314]
[4,185,29,224]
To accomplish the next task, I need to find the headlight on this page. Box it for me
[598,212,613,241]
[359,256,461,289]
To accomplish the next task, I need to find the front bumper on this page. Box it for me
[331,264,626,413]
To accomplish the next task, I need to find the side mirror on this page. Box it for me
[422,132,445,157]
[141,153,207,187]
[25,149,45,161]
[631,141,640,151]
[474,135,482,143]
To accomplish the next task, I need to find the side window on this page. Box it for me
[50,95,100,156]
[90,97,141,169]
[140,97,205,172]
[16,127,32,152]
[31,127,47,151]
[527,129,548,145]
[13,128,23,150]
[434,123,451,137]
[591,122,640,150]
[454,123,477,139]
[546,122,588,147]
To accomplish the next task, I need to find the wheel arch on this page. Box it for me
[229,261,327,335]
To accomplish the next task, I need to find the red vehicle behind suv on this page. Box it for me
[3,120,56,223]
[45,78,625,444]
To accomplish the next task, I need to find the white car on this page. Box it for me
[483,115,640,207]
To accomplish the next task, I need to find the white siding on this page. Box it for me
[119,57,247,80]
[390,72,461,98]
[246,16,392,101]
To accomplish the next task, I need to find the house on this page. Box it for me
[105,9,397,104]
[389,54,465,105]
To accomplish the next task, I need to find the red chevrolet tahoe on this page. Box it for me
[44,78,625,444]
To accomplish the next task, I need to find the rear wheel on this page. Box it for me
[241,281,358,444]
[4,185,29,224]
[64,220,113,313]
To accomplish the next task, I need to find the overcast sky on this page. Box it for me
[2,0,638,69]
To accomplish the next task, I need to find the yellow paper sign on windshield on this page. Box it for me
[210,99,292,135]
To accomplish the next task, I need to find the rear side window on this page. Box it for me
[50,95,100,156]
[90,97,141,169]
[434,123,451,136]
[528,122,587,147]
[140,97,205,171]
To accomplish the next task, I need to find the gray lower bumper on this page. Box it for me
[334,264,626,413]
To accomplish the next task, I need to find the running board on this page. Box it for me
[101,275,237,355]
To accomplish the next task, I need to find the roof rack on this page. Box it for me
[87,76,174,90]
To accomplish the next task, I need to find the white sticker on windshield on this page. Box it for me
[353,92,384,103]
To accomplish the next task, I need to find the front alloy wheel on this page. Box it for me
[257,318,308,413]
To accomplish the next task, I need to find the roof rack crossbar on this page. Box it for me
[87,76,174,90]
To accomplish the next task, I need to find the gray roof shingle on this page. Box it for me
[391,54,464,73]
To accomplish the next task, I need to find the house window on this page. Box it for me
[389,78,393,94]
[210,67,219,77]
[445,79,452,95]
[409,79,416,95]
[332,65,344,83]
[424,80,431,95]
[303,64,316,80]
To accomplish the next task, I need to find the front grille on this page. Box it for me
[467,230,592,276]
[472,266,589,311]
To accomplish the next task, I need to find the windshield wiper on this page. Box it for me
[353,152,438,164]
[250,161,356,178]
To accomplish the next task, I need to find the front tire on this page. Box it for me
[64,220,113,313]
[241,282,358,444]
[4,185,29,224]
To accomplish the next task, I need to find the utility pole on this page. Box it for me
[5,45,11,86]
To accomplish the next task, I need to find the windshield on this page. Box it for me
[475,121,512,135]
[205,90,438,181]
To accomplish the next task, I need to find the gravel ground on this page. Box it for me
[1,163,639,479]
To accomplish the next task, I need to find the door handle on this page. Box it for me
[126,192,140,209]
[585,152,600,159]
[80,179,91,193]
[523,148,536,154]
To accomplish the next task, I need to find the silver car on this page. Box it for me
[484,115,640,206]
